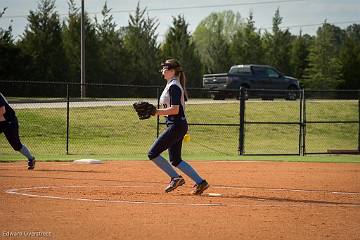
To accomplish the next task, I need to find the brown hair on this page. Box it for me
[162,59,188,100]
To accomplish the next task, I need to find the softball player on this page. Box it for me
[0,92,35,169]
[148,59,209,195]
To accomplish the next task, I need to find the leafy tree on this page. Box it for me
[339,24,360,89]
[94,2,131,85]
[19,0,68,90]
[304,22,344,89]
[123,2,160,86]
[230,11,264,65]
[193,10,243,71]
[161,15,202,87]
[262,8,292,74]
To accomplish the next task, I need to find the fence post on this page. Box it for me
[238,87,246,155]
[298,89,303,155]
[66,84,70,155]
[302,90,307,156]
[358,93,360,152]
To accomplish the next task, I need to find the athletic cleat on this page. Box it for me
[165,176,185,193]
[27,157,36,170]
[191,180,209,195]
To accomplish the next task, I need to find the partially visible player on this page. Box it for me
[0,92,36,170]
[148,59,209,195]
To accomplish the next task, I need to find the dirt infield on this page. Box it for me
[0,160,359,240]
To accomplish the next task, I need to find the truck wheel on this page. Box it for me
[286,86,298,100]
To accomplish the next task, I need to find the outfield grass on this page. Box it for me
[0,99,358,163]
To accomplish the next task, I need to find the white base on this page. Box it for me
[73,159,103,164]
[207,193,223,197]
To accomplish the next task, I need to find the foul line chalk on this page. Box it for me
[5,185,222,207]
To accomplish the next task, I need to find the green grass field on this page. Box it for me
[0,99,359,163]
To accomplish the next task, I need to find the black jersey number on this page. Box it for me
[163,103,168,108]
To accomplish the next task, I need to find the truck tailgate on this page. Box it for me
[203,74,228,87]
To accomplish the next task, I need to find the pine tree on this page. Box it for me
[207,20,232,73]
[18,0,68,96]
[230,11,264,64]
[161,15,202,87]
[305,23,344,89]
[262,8,292,74]
[62,0,101,86]
[290,31,312,80]
[0,8,13,45]
[62,0,80,84]
[0,7,31,89]
[339,24,360,89]
[95,2,131,85]
[123,2,160,86]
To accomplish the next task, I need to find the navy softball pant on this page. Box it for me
[148,120,188,167]
[0,117,22,151]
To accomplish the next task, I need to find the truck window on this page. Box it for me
[252,66,267,77]
[229,66,251,75]
[267,68,280,78]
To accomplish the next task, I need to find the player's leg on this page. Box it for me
[148,123,188,192]
[168,122,209,195]
[169,138,209,195]
[3,120,35,169]
[148,124,181,179]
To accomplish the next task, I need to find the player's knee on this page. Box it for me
[170,159,182,167]
[147,151,159,160]
[13,143,22,151]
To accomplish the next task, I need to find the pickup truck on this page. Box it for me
[202,64,300,100]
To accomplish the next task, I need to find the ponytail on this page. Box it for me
[178,71,189,101]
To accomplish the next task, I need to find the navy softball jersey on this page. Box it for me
[0,92,16,122]
[148,79,188,167]
[0,92,22,151]
[159,78,186,123]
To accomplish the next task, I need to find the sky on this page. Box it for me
[1,0,360,42]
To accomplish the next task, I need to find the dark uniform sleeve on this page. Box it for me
[169,85,182,106]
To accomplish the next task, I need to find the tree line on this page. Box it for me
[0,0,359,97]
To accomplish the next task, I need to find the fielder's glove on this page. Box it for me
[133,101,157,120]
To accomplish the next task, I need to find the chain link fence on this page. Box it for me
[0,82,240,159]
[303,91,359,154]
[240,89,359,155]
[0,82,359,158]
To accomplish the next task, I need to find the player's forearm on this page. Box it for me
[156,105,179,116]
[0,106,6,121]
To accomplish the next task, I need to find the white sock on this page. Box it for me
[19,144,34,160]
